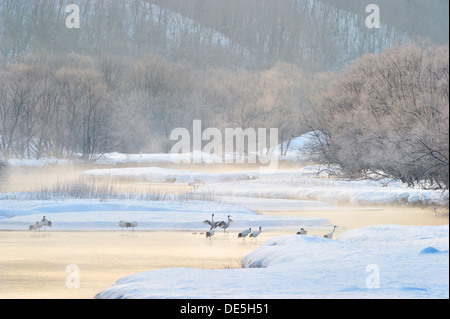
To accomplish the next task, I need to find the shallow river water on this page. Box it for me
[0,165,448,299]
[0,230,270,299]
[1,206,446,299]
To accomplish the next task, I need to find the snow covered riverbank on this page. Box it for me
[79,165,448,207]
[95,224,449,299]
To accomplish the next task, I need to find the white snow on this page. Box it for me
[94,152,221,165]
[4,132,318,167]
[6,157,72,167]
[95,224,449,299]
[80,165,448,207]
[266,131,320,161]
[80,166,257,185]
[207,176,447,206]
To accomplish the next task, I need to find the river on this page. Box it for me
[0,164,447,299]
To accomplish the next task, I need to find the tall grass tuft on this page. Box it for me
[0,178,220,203]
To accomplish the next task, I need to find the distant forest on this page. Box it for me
[0,0,448,189]
[1,0,448,70]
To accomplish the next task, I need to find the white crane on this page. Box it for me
[40,216,52,230]
[206,228,215,239]
[324,226,338,239]
[29,221,42,231]
[119,221,138,231]
[217,215,233,234]
[297,228,307,235]
[238,228,252,239]
[203,214,220,229]
[249,227,262,240]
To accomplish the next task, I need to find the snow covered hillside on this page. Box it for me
[95,224,449,299]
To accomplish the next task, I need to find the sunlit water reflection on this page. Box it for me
[0,230,268,299]
[1,206,447,299]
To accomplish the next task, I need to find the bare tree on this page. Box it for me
[308,43,449,189]
[55,67,112,161]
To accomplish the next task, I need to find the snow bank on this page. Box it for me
[0,199,331,231]
[95,224,449,299]
[95,152,227,165]
[95,151,285,166]
[80,166,257,184]
[214,182,446,206]
[79,164,447,206]
[268,131,319,161]
[206,167,448,207]
[95,152,174,165]
[7,157,72,167]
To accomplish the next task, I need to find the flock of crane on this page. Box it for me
[296,225,339,239]
[28,217,139,232]
[28,213,339,240]
[202,213,339,240]
[202,214,258,239]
